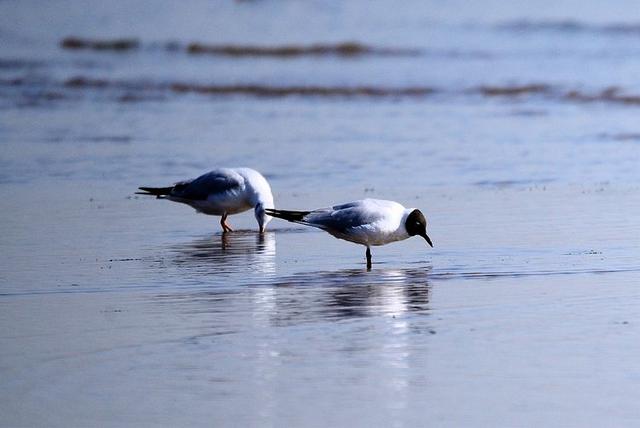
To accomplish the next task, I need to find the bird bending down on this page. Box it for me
[265,198,432,268]
[137,167,274,233]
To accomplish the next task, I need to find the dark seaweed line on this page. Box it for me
[185,42,421,57]
[58,78,640,105]
[497,19,640,35]
[61,37,421,57]
[62,77,436,97]
[4,77,640,105]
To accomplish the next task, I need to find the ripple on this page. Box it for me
[57,38,439,58]
[6,76,640,106]
[429,266,640,280]
[61,37,140,51]
[168,83,435,97]
[496,20,640,36]
[477,84,551,96]
[474,178,555,188]
[597,133,640,142]
[154,266,432,322]
[185,41,420,57]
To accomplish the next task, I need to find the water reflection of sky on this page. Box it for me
[149,263,435,426]
[166,231,277,276]
[155,265,431,325]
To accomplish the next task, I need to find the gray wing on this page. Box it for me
[171,170,244,200]
[305,202,384,233]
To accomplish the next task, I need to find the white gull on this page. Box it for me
[266,198,432,268]
[137,167,274,232]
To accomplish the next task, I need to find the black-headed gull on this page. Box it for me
[266,198,432,268]
[137,167,274,232]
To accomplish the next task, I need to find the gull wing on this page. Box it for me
[305,201,385,233]
[171,169,244,201]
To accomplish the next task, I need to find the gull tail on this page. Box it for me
[264,208,310,223]
[136,186,173,198]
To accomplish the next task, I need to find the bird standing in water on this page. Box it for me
[137,167,274,233]
[266,198,432,268]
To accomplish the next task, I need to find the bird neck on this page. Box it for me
[239,170,273,209]
[401,208,416,236]
[253,192,274,210]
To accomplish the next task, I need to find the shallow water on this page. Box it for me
[2,1,640,426]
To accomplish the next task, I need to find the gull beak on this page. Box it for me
[422,233,433,247]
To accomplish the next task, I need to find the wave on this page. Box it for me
[474,178,554,188]
[59,78,556,99]
[61,37,139,51]
[186,41,420,57]
[168,82,434,97]
[429,266,640,280]
[5,77,640,106]
[565,87,640,105]
[497,20,640,35]
[0,77,25,86]
[60,37,420,57]
[597,133,640,142]
[58,38,494,59]
[477,84,551,96]
[0,59,44,69]
[473,84,640,106]
[59,77,435,97]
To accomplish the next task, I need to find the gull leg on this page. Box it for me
[220,213,233,232]
[366,247,372,270]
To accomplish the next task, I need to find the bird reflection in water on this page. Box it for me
[153,229,430,324]
[267,267,431,323]
[163,230,276,277]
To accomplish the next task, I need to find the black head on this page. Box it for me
[405,209,433,247]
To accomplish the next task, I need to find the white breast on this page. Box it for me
[330,199,411,247]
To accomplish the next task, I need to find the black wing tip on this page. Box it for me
[265,208,310,222]
[136,186,173,197]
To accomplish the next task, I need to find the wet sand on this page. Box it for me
[2,180,639,426]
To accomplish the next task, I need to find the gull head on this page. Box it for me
[405,209,433,247]
[255,202,273,233]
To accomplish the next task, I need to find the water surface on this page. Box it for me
[1,1,640,426]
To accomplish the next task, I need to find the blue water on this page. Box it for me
[1,1,640,426]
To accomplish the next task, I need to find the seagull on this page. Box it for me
[265,198,432,268]
[136,167,274,232]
